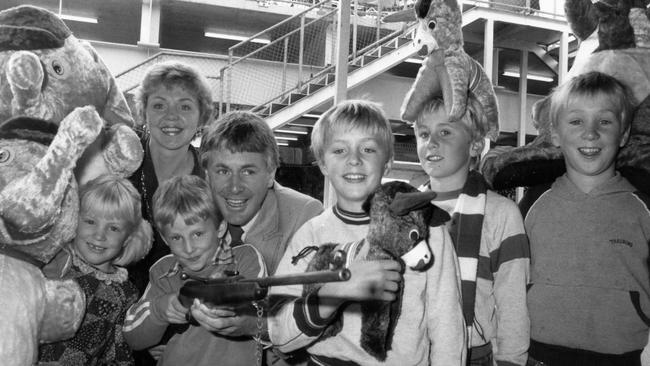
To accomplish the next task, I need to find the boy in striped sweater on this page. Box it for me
[414,96,530,366]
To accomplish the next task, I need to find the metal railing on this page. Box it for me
[219,0,412,115]
[218,0,567,117]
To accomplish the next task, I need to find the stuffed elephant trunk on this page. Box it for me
[6,51,59,121]
[0,107,101,237]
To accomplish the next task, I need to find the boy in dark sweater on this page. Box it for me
[526,72,650,366]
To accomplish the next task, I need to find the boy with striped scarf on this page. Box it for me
[414,96,530,366]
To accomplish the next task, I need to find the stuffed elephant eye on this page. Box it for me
[51,60,64,75]
[0,147,12,164]
[409,229,420,241]
[427,20,436,30]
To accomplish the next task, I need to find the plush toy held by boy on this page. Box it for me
[269,100,466,365]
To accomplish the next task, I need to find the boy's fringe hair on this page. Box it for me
[414,97,486,170]
[549,71,634,131]
[200,110,279,172]
[78,174,147,266]
[415,96,488,142]
[310,99,395,163]
[134,61,214,128]
[152,175,221,233]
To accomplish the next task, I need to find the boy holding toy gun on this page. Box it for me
[123,175,267,366]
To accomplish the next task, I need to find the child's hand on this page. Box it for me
[320,259,402,302]
[147,345,166,360]
[161,294,189,324]
[190,299,257,337]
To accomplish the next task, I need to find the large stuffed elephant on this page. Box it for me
[0,5,148,365]
[0,110,102,365]
[0,5,143,185]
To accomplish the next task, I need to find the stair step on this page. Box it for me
[281,93,307,105]
[368,48,381,57]
[379,45,396,56]
[396,36,412,46]
[256,107,271,117]
[303,83,325,95]
[270,103,288,114]
[361,55,379,66]
[324,73,335,85]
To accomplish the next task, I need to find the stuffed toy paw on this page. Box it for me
[301,181,446,361]
[0,5,143,185]
[386,0,499,141]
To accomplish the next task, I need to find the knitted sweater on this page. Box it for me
[122,244,265,366]
[268,206,466,365]
[39,247,139,366]
[431,188,530,366]
[526,173,650,354]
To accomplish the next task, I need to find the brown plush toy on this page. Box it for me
[480,0,650,195]
[384,0,500,141]
[0,5,148,365]
[301,181,447,361]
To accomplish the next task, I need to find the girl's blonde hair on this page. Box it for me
[78,174,147,266]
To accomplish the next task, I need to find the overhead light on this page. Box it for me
[303,113,321,119]
[277,141,289,146]
[275,135,298,141]
[59,14,97,24]
[544,35,577,51]
[381,177,409,183]
[204,31,270,45]
[502,71,554,83]
[276,128,308,135]
[393,160,421,166]
[405,58,423,64]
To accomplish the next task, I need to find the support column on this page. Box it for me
[483,19,494,83]
[324,0,351,208]
[138,0,161,48]
[492,48,500,86]
[517,50,528,202]
[558,31,569,84]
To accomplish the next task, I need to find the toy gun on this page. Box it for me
[178,268,350,307]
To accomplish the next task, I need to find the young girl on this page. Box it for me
[38,174,151,366]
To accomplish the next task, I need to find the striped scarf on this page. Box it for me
[450,170,487,329]
[422,170,487,328]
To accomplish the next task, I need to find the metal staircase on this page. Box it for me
[258,25,418,129]
[218,0,417,129]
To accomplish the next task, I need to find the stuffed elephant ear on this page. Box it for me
[81,42,135,128]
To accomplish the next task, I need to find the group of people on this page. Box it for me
[34,59,649,366]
